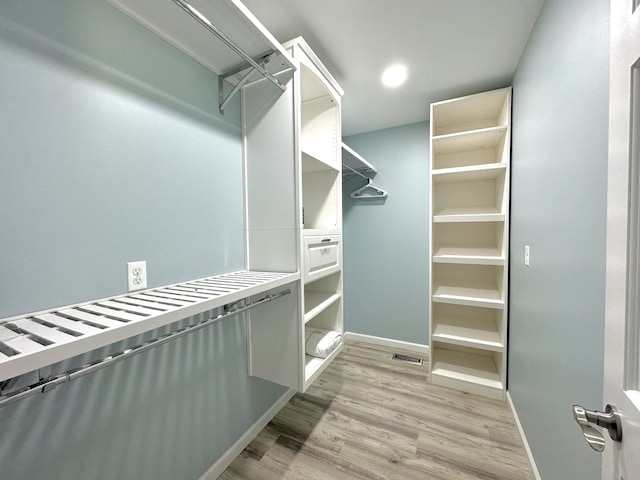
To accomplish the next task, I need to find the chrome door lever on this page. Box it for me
[572,404,622,452]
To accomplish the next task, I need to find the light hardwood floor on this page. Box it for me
[220,341,534,479]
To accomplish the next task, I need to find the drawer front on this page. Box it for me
[304,235,341,282]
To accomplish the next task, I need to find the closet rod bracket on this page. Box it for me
[217,53,285,114]
[171,0,288,115]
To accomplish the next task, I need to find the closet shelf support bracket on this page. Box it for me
[218,53,285,114]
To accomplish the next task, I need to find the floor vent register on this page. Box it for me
[391,353,423,365]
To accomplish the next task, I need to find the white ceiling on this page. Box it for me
[241,0,545,136]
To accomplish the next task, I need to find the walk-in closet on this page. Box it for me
[0,1,614,479]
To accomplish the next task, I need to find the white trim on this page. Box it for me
[506,391,541,480]
[198,388,296,479]
[344,331,429,355]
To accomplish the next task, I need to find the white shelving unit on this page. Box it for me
[295,37,343,389]
[429,87,511,400]
[245,37,344,392]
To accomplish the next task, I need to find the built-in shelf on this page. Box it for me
[432,246,504,265]
[432,127,506,154]
[431,347,503,392]
[432,316,503,351]
[432,163,506,183]
[432,281,504,309]
[433,207,505,223]
[0,270,299,382]
[304,292,341,323]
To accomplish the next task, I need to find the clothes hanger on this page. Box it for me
[350,178,388,198]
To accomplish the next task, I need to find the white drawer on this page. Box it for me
[303,235,341,283]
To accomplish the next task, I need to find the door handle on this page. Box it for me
[572,404,622,452]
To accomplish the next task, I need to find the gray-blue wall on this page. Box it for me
[0,0,244,316]
[509,0,609,478]
[342,123,430,345]
[0,1,286,478]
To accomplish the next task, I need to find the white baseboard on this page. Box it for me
[199,388,296,480]
[344,331,429,355]
[506,391,541,480]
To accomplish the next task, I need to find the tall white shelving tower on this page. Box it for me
[428,87,511,400]
[245,37,344,392]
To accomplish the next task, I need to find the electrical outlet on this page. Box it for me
[127,261,147,291]
[524,245,530,267]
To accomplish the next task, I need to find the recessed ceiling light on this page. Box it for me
[381,64,408,87]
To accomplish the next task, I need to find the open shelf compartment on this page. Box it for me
[432,264,504,309]
[433,222,505,265]
[431,88,510,136]
[431,303,503,351]
[433,170,507,220]
[304,272,342,323]
[300,64,339,169]
[430,344,504,398]
[301,165,340,230]
[304,293,343,388]
[432,128,508,171]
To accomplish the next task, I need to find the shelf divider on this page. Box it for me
[432,163,506,183]
[432,246,504,265]
[432,315,503,351]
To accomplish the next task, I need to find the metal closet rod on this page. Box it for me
[171,0,285,92]
[0,289,291,408]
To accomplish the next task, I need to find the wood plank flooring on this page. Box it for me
[220,341,534,479]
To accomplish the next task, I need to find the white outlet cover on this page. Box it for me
[127,261,147,291]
